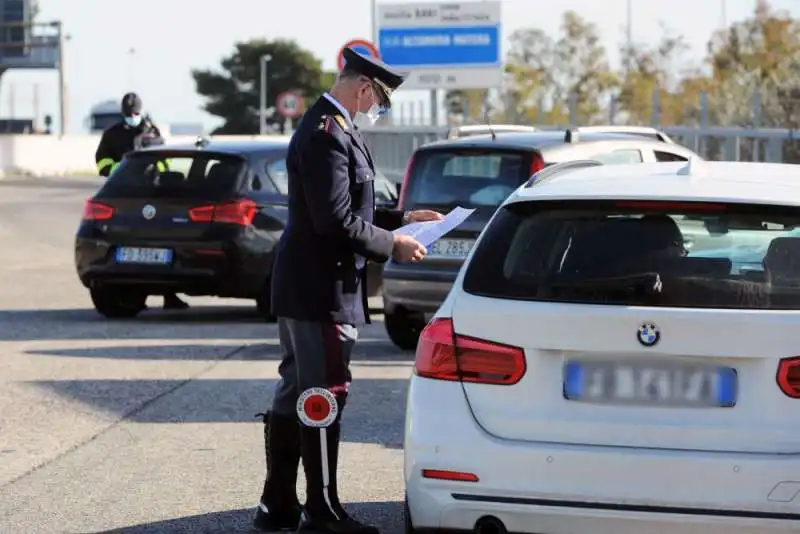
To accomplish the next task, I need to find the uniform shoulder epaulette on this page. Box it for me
[317,115,331,131]
[317,114,348,133]
[333,114,348,131]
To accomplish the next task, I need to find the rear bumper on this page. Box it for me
[74,236,270,297]
[405,377,800,534]
[382,263,458,314]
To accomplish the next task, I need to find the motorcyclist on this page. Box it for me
[94,92,189,311]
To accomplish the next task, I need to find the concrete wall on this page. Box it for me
[0,134,288,177]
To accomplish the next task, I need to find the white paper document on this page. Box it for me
[393,206,476,247]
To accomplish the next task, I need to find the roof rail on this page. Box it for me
[524,159,604,188]
[447,123,537,139]
[194,136,210,148]
[574,125,674,143]
[564,129,579,143]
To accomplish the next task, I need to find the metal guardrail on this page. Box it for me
[360,124,798,182]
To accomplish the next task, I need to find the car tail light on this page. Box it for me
[530,153,544,175]
[188,199,257,226]
[397,153,416,210]
[82,199,114,220]
[422,469,479,482]
[414,318,526,385]
[777,357,800,398]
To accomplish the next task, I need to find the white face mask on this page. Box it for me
[354,104,382,128]
[353,85,386,128]
[124,115,142,127]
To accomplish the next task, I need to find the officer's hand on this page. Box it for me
[392,234,426,263]
[407,209,444,223]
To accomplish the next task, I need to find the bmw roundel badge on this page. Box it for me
[637,322,660,347]
[142,204,156,220]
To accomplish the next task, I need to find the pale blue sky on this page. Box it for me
[4,0,798,133]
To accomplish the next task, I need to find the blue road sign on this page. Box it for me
[376,2,502,89]
[378,26,500,67]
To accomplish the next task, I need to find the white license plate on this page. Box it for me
[427,238,474,259]
[563,360,737,407]
[115,247,173,265]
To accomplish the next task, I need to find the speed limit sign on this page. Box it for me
[276,91,304,119]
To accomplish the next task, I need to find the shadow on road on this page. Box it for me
[99,501,404,533]
[27,378,409,448]
[25,340,410,362]
[0,306,388,341]
[0,177,101,190]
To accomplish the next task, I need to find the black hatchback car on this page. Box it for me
[75,137,397,319]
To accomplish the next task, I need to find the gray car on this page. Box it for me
[381,128,701,349]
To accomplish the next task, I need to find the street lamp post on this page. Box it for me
[260,54,272,135]
[56,22,67,137]
[127,47,136,89]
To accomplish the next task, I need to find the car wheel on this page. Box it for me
[404,494,416,534]
[385,309,425,351]
[90,286,147,319]
[255,280,277,322]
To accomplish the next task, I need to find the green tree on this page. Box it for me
[504,11,616,125]
[192,39,325,134]
[444,89,489,123]
[505,27,559,124]
[320,70,338,91]
[617,24,711,126]
[706,0,800,129]
[553,11,618,124]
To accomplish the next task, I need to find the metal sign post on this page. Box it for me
[260,54,272,135]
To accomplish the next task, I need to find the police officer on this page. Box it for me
[253,49,442,534]
[94,92,189,311]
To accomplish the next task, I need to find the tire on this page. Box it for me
[385,309,425,351]
[404,494,416,534]
[255,280,277,322]
[90,286,147,319]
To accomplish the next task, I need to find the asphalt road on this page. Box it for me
[0,176,410,533]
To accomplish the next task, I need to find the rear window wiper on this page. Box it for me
[545,272,664,295]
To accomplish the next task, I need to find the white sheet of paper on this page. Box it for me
[393,206,477,247]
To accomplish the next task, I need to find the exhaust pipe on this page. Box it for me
[474,515,506,534]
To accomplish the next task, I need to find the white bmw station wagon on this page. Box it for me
[404,159,800,534]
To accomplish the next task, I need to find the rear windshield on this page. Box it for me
[100,152,246,200]
[405,149,531,207]
[463,200,800,310]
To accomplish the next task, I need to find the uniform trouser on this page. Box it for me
[270,317,358,518]
[272,318,356,415]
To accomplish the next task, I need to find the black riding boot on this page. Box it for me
[253,411,302,531]
[298,420,378,534]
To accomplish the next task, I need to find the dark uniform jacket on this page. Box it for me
[95,117,162,177]
[271,96,404,325]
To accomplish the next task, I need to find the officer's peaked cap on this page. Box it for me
[121,92,142,116]
[342,47,407,108]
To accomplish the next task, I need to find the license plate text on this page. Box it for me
[427,238,473,259]
[115,247,173,265]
